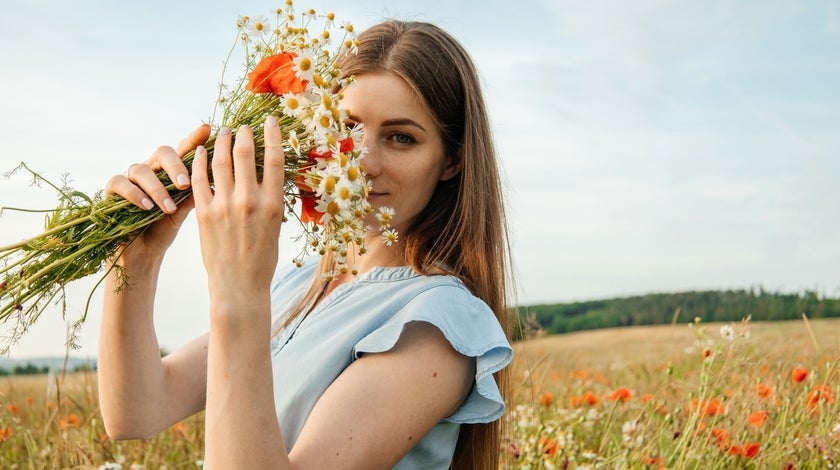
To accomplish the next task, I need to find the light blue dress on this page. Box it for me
[268,258,513,468]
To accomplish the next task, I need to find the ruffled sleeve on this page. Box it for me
[352,284,513,424]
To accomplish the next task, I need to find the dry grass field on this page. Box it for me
[0,317,838,468]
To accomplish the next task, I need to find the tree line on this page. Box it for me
[516,287,840,338]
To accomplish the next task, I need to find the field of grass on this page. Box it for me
[508,317,840,468]
[1,317,838,468]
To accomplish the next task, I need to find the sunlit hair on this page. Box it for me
[280,20,514,469]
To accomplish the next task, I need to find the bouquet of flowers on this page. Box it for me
[0,2,395,353]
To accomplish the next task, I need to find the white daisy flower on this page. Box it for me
[376,207,395,228]
[382,229,399,246]
[279,92,310,119]
[247,15,270,38]
[720,324,735,342]
[292,49,316,82]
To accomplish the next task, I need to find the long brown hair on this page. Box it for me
[284,20,513,469]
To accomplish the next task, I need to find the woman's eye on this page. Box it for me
[344,121,358,130]
[391,133,415,145]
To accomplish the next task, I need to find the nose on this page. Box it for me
[360,137,381,178]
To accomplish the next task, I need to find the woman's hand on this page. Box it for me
[191,116,286,317]
[104,124,211,264]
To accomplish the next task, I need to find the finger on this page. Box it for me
[149,145,191,190]
[104,174,156,210]
[211,127,233,195]
[191,145,212,208]
[232,125,257,192]
[125,163,178,214]
[262,116,286,201]
[175,123,212,156]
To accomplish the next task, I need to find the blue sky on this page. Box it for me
[1,0,838,357]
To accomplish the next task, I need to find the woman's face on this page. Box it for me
[341,72,459,234]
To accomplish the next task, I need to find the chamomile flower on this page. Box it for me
[382,229,399,246]
[247,15,270,38]
[333,178,354,208]
[376,207,395,228]
[279,92,310,119]
[292,49,316,82]
[720,324,735,342]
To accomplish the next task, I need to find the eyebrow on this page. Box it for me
[347,114,427,133]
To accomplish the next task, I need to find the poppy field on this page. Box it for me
[1,317,838,469]
[506,316,840,469]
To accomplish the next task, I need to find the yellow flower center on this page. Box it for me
[324,176,336,193]
[298,57,312,72]
[347,166,359,181]
[338,186,351,200]
[327,202,340,215]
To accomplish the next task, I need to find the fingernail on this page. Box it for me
[164,199,177,212]
[141,198,155,210]
[219,127,231,135]
[265,115,278,127]
[177,174,190,186]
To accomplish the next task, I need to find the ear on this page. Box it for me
[439,151,462,182]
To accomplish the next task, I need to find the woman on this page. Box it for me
[99,20,513,469]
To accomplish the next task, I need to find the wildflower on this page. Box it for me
[710,428,730,448]
[642,455,661,467]
[5,404,17,414]
[246,14,269,37]
[58,413,79,429]
[609,387,633,402]
[806,384,835,411]
[728,442,760,458]
[744,442,760,458]
[688,398,726,417]
[621,419,645,449]
[539,436,558,456]
[540,391,553,407]
[582,391,600,406]
[0,427,11,443]
[245,52,307,95]
[702,348,712,359]
[748,410,768,427]
[641,393,654,404]
[376,206,395,228]
[756,383,773,400]
[719,324,735,341]
[791,367,808,383]
[382,229,399,247]
[25,396,33,406]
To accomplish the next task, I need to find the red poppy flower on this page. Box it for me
[748,410,768,427]
[308,138,355,160]
[743,442,760,458]
[539,437,558,456]
[710,428,730,448]
[756,383,773,400]
[246,52,307,95]
[806,384,835,411]
[791,367,808,383]
[541,391,553,407]
[609,387,632,402]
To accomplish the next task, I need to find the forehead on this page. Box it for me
[340,72,435,124]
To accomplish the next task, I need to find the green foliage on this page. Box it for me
[11,364,48,375]
[522,288,840,335]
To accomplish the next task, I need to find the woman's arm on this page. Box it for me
[98,125,211,439]
[290,321,474,469]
